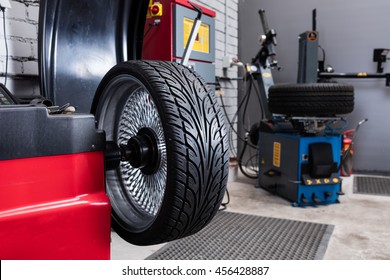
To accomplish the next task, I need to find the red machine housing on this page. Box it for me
[143,0,216,87]
[0,106,111,260]
[143,0,216,61]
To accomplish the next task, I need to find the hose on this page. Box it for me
[238,137,258,179]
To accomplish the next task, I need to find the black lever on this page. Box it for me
[188,1,202,20]
[324,192,333,198]
[312,193,321,204]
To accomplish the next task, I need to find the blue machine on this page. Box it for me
[250,10,354,207]
[258,128,343,207]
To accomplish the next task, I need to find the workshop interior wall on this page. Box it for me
[238,0,390,173]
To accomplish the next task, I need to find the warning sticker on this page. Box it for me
[273,142,281,167]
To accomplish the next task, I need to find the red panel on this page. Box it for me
[0,152,111,260]
[142,0,215,61]
[172,0,216,17]
[143,1,174,61]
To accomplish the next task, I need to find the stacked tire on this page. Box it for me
[268,83,354,116]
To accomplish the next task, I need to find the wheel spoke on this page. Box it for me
[97,76,167,230]
[118,88,167,216]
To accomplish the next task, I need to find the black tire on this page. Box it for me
[268,83,354,116]
[93,60,229,245]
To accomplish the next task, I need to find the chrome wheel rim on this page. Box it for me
[97,75,167,232]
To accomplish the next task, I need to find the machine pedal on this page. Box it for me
[324,192,333,198]
[312,194,321,204]
[300,196,309,204]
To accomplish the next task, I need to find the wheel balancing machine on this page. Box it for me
[0,0,228,259]
[250,10,356,207]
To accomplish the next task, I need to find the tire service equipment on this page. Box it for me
[250,9,355,207]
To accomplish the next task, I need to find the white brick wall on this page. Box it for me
[0,0,239,154]
[0,0,39,79]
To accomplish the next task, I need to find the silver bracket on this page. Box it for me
[181,1,203,66]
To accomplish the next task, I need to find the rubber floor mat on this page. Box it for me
[354,176,390,196]
[147,211,334,260]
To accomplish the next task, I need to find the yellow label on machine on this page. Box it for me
[273,142,281,167]
[183,18,210,54]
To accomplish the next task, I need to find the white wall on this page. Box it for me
[0,0,40,95]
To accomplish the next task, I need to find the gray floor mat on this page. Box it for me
[147,211,334,260]
[354,176,390,196]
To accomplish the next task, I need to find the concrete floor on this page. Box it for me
[111,173,390,260]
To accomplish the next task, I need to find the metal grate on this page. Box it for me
[147,211,334,260]
[354,176,390,196]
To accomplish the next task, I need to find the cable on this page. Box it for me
[143,21,160,39]
[218,59,277,180]
[241,75,253,132]
[219,91,257,148]
[237,72,269,179]
[238,137,258,179]
[219,188,230,211]
[318,45,326,63]
[217,69,263,179]
[249,73,267,120]
[1,7,8,86]
[217,78,257,149]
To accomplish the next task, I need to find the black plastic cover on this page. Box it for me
[38,0,149,113]
[0,106,105,160]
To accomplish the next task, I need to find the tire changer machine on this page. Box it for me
[250,10,366,207]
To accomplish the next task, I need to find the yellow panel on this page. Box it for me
[273,142,281,168]
[183,18,210,54]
